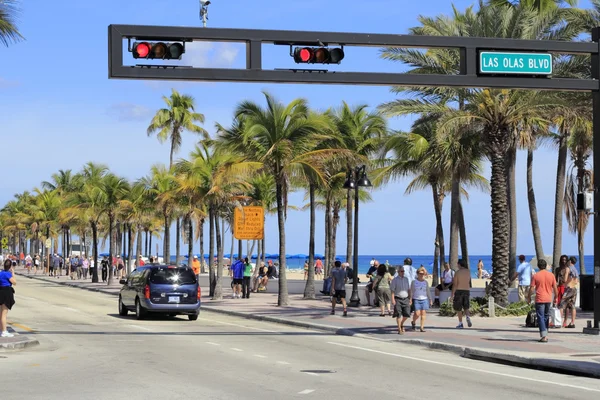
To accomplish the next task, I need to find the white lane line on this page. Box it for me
[127,324,152,331]
[16,295,37,301]
[298,389,315,395]
[304,372,319,377]
[206,342,221,346]
[328,342,600,393]
[231,348,243,352]
[63,307,81,313]
[276,361,290,365]
[254,354,267,358]
[198,317,277,333]
[116,340,143,342]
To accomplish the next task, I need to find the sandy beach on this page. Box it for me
[284,270,490,288]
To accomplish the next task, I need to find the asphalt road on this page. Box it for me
[3,278,600,400]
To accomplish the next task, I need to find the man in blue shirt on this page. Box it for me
[512,255,534,302]
[230,259,245,299]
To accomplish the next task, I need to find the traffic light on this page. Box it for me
[131,41,185,60]
[292,47,344,64]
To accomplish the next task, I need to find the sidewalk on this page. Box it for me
[16,270,600,377]
[0,325,40,351]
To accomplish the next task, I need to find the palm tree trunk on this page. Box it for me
[276,180,289,306]
[199,218,205,273]
[431,182,444,285]
[576,161,587,275]
[144,230,149,256]
[187,216,194,270]
[127,223,134,275]
[332,207,340,267]
[91,222,99,283]
[149,232,153,258]
[261,234,266,266]
[433,234,440,287]
[488,132,510,306]
[527,149,545,260]
[304,183,316,299]
[506,147,517,285]
[458,199,469,270]
[324,198,330,276]
[552,130,568,269]
[163,212,171,265]
[136,225,142,268]
[107,215,114,286]
[449,176,460,270]
[213,215,224,300]
[346,189,352,266]
[175,218,181,266]
[209,207,216,297]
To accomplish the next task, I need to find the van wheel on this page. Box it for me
[188,314,199,321]
[118,296,128,316]
[135,298,147,320]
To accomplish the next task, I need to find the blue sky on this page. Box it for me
[1,0,595,257]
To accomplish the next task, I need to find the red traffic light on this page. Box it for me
[292,47,344,64]
[131,41,186,60]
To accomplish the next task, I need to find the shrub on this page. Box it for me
[438,297,532,317]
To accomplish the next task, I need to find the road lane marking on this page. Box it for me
[304,372,319,377]
[254,354,267,358]
[7,322,34,332]
[328,342,600,393]
[298,389,315,395]
[231,348,243,352]
[116,340,143,342]
[198,317,277,333]
[206,342,221,346]
[127,324,152,331]
[15,295,37,301]
[277,361,290,365]
[62,307,81,313]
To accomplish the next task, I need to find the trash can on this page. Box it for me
[580,275,595,311]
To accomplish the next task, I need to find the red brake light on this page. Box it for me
[197,286,201,300]
[168,265,176,269]
[144,285,151,299]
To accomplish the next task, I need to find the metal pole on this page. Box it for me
[591,27,600,332]
[349,168,361,307]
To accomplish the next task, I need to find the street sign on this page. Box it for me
[1,238,7,250]
[45,239,51,248]
[234,206,264,240]
[479,51,553,75]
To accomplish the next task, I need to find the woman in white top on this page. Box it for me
[410,266,433,332]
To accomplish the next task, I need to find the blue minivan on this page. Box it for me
[118,265,201,321]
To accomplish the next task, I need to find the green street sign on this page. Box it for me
[1,238,7,249]
[479,52,552,75]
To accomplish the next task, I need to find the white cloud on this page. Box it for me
[107,103,153,122]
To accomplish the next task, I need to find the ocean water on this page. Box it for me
[172,254,595,279]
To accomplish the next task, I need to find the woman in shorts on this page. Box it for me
[410,266,433,332]
[0,259,17,337]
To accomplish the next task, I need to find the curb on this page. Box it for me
[0,328,40,352]
[18,272,600,378]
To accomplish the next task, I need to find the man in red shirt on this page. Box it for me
[527,259,558,343]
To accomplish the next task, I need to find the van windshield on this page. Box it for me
[150,268,197,285]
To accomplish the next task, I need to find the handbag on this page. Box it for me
[550,306,562,328]
[373,276,381,292]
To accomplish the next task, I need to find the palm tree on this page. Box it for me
[489,0,578,12]
[329,102,387,270]
[147,88,209,168]
[0,0,24,47]
[145,165,178,265]
[230,92,332,306]
[99,174,129,285]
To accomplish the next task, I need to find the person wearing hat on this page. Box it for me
[512,255,534,302]
[191,255,201,278]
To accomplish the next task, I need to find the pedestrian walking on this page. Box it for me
[242,257,252,299]
[434,263,454,307]
[330,261,348,317]
[528,259,558,343]
[0,259,17,338]
[451,259,473,329]
[410,266,432,332]
[373,264,392,317]
[82,257,89,280]
[390,266,411,334]
[559,256,579,328]
[512,255,534,302]
[230,258,244,299]
[101,256,109,282]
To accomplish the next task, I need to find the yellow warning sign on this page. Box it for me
[234,206,264,240]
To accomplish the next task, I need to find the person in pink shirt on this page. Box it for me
[527,259,558,343]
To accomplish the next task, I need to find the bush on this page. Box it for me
[438,297,532,317]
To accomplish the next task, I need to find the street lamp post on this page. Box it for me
[343,165,372,307]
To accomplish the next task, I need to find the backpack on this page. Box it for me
[525,310,538,328]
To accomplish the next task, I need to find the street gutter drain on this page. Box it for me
[300,370,336,374]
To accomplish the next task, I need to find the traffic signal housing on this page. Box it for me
[292,47,344,64]
[131,41,185,60]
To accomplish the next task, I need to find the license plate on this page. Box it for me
[168,296,180,303]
